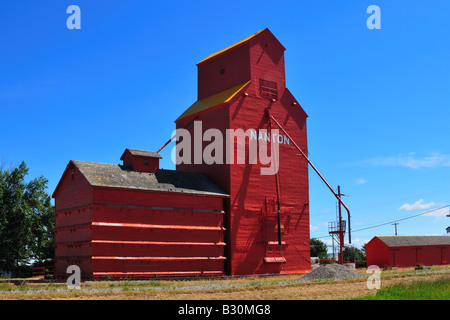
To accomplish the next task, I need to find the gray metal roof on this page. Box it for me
[71,160,228,196]
[376,235,450,247]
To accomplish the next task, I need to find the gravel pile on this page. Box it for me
[300,264,364,281]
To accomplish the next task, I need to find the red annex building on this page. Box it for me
[53,150,228,278]
[53,29,311,278]
[365,236,450,268]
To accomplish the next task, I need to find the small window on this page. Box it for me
[144,158,149,165]
[220,68,225,75]
[259,79,278,100]
[268,246,272,252]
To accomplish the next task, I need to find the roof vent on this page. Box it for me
[259,79,278,101]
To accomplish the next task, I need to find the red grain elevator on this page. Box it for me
[175,28,310,275]
[53,28,311,278]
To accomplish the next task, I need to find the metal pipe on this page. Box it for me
[338,186,344,264]
[268,115,283,246]
[266,110,351,243]
[277,202,282,245]
[156,137,174,154]
[156,117,198,154]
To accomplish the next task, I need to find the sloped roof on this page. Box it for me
[175,80,251,122]
[197,29,265,65]
[58,160,228,197]
[120,148,162,160]
[196,28,285,65]
[376,235,450,247]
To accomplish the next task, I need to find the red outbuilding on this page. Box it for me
[365,235,450,268]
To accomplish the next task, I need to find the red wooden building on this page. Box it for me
[365,235,450,268]
[53,29,311,277]
[175,28,310,275]
[53,149,228,278]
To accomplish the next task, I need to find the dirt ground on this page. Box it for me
[1,267,449,300]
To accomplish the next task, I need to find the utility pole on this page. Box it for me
[337,186,344,264]
[335,186,349,264]
[392,222,399,236]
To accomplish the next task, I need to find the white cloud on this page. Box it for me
[310,222,329,232]
[362,152,450,169]
[355,178,367,185]
[399,199,435,211]
[422,206,449,217]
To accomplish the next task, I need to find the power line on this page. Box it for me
[352,205,450,232]
[313,204,450,239]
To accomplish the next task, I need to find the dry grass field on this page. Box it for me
[0,266,449,300]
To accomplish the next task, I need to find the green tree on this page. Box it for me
[310,238,328,259]
[343,245,366,263]
[0,161,54,276]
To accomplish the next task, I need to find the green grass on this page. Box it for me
[357,276,450,300]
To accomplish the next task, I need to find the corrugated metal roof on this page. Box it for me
[71,160,228,196]
[176,80,251,122]
[376,235,450,247]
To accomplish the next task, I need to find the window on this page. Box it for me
[144,158,149,165]
[220,68,225,75]
[259,79,278,100]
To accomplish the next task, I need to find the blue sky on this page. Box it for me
[1,1,449,250]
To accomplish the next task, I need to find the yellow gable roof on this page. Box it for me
[176,81,251,122]
[196,29,266,65]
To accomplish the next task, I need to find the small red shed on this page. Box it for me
[365,235,450,268]
[52,149,228,278]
